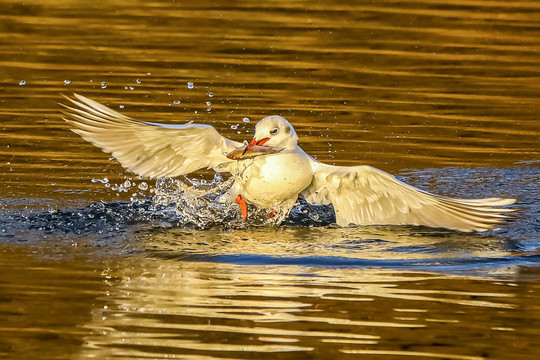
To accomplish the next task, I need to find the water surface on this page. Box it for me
[1,0,539,359]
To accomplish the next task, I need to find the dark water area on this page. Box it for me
[1,0,539,359]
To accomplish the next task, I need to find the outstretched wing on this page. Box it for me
[61,94,241,178]
[302,160,515,232]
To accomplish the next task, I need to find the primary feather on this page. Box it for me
[61,94,240,178]
[302,162,515,232]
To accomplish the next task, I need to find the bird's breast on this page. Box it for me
[238,151,313,208]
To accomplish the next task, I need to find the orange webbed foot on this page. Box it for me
[235,195,248,220]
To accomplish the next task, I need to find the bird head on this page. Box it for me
[245,115,299,151]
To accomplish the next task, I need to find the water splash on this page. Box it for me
[0,173,335,241]
[3,167,532,242]
[146,173,331,228]
[151,174,240,228]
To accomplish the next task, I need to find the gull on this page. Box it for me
[61,94,516,232]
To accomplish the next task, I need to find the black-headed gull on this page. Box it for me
[61,94,515,232]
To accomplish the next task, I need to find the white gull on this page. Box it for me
[61,94,516,232]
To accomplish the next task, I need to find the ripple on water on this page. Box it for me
[0,167,537,277]
[76,261,523,359]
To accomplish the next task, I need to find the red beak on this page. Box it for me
[242,137,270,155]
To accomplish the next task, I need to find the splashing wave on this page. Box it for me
[0,173,335,240]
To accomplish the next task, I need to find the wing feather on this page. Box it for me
[61,94,241,178]
[302,160,516,232]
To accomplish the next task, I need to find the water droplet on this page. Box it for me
[18,80,26,86]
[123,180,131,188]
[101,81,107,89]
[64,80,71,85]
[129,86,134,91]
[119,105,125,109]
[187,82,194,89]
[173,100,181,105]
[206,101,211,106]
[136,78,141,84]
[91,177,109,184]
[242,117,250,123]
[208,92,214,98]
[147,72,151,76]
[230,124,238,130]
[138,182,148,191]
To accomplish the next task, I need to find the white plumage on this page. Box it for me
[61,94,515,232]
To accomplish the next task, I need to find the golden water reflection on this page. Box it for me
[1,235,538,360]
[1,0,540,359]
[141,225,517,263]
[78,258,527,360]
[1,0,540,204]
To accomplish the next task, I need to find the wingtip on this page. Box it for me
[58,93,83,112]
[492,197,517,206]
[58,93,93,105]
[59,92,78,102]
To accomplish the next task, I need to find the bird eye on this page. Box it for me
[270,128,279,135]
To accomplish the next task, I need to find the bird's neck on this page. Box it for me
[282,138,299,150]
